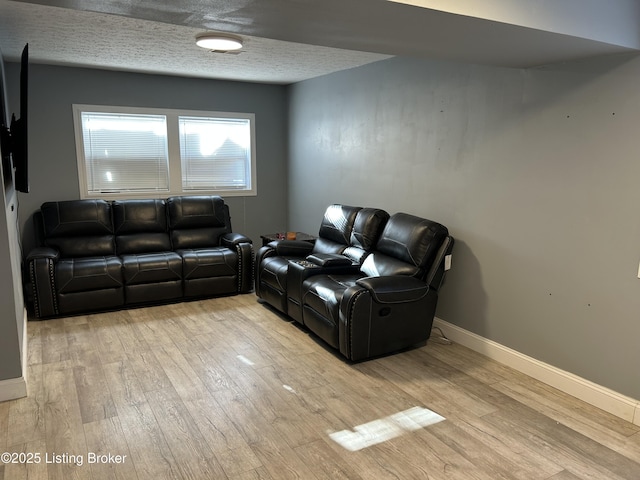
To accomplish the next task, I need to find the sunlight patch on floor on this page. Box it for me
[328,406,445,451]
[236,354,255,366]
[282,384,298,394]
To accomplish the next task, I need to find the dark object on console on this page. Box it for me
[256,206,453,361]
[26,195,253,318]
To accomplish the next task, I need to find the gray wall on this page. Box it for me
[13,63,289,251]
[288,54,640,399]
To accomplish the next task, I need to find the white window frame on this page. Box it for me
[72,104,257,199]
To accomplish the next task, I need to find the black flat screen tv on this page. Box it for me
[0,44,29,193]
[0,46,11,187]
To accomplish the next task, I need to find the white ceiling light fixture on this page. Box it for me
[196,33,243,51]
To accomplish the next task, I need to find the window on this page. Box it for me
[179,116,251,191]
[73,105,256,198]
[76,112,169,194]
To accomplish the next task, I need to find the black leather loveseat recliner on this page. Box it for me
[26,195,254,318]
[255,205,454,361]
[255,204,390,317]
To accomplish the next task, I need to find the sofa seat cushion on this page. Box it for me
[55,256,123,294]
[121,252,183,285]
[179,248,237,279]
[301,274,361,348]
[360,251,422,278]
[178,248,239,298]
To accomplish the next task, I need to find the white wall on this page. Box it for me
[287,53,640,400]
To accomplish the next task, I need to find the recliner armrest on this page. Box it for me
[307,253,353,267]
[355,276,429,303]
[221,232,253,248]
[26,247,60,263]
[220,233,254,294]
[271,240,314,257]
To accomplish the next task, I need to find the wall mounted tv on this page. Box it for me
[0,44,29,193]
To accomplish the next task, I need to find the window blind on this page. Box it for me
[179,116,251,191]
[80,112,169,193]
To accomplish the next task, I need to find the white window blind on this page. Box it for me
[80,112,169,193]
[179,116,251,191]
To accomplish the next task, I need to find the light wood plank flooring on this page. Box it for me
[2,294,639,479]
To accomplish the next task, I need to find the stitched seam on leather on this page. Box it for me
[236,244,242,292]
[249,244,255,292]
[29,261,39,318]
[367,297,373,358]
[50,260,58,314]
[371,286,428,304]
[348,289,367,360]
[235,243,254,292]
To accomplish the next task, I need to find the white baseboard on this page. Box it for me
[433,318,640,427]
[0,376,27,403]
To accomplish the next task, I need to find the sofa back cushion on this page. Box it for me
[113,199,171,254]
[167,195,231,249]
[360,212,448,279]
[312,204,361,254]
[343,208,390,263]
[40,199,115,258]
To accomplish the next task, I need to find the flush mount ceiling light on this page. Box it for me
[196,33,243,51]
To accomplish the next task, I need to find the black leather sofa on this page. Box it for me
[26,195,254,318]
[255,205,454,361]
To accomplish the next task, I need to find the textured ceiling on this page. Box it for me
[0,0,639,84]
[0,1,391,84]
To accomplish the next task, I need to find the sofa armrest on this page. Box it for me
[307,253,353,267]
[339,276,437,361]
[425,235,454,291]
[26,247,60,318]
[218,233,254,294]
[355,276,429,303]
[221,232,253,248]
[26,247,60,262]
[270,240,314,257]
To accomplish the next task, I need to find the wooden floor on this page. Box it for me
[1,294,639,479]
